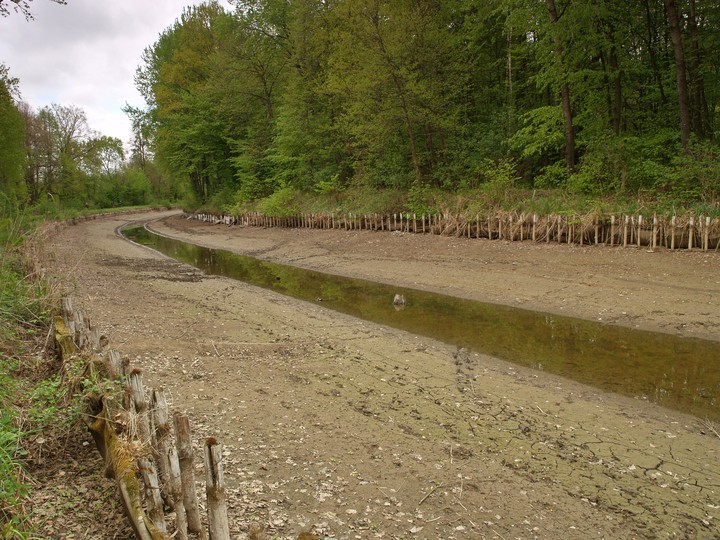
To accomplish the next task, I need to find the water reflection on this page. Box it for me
[124,226,720,421]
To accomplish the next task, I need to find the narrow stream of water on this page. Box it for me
[124,225,720,421]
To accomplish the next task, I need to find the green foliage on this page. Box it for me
[123,0,720,211]
[673,141,720,202]
[511,106,565,163]
[0,407,30,539]
[25,377,65,433]
[313,174,344,196]
[0,204,54,540]
[534,162,568,190]
[257,187,301,218]
[0,80,26,203]
[406,183,435,216]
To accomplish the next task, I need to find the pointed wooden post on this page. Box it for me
[129,369,151,446]
[689,216,695,250]
[173,412,205,539]
[139,458,167,533]
[151,387,172,504]
[204,438,230,540]
[168,447,188,540]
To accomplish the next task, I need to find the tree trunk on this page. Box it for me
[546,0,576,173]
[643,0,667,105]
[687,0,709,137]
[663,0,691,147]
[608,46,622,135]
[369,9,422,184]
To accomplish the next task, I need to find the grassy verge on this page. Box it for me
[0,201,64,539]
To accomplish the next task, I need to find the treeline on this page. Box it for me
[132,0,720,214]
[0,65,174,211]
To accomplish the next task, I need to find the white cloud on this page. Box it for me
[0,0,232,145]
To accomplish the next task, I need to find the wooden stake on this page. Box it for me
[168,447,188,540]
[151,388,172,505]
[532,214,537,242]
[61,296,73,321]
[557,216,563,244]
[105,350,124,379]
[139,458,167,533]
[652,216,657,250]
[594,218,599,245]
[173,412,205,538]
[623,215,629,247]
[689,216,695,251]
[671,216,676,250]
[546,216,550,243]
[204,438,230,540]
[129,369,151,445]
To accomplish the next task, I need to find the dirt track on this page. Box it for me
[43,210,720,539]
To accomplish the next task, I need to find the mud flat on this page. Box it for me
[44,210,719,539]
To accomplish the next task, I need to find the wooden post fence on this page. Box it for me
[54,297,229,540]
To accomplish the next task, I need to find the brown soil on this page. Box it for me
[39,210,720,539]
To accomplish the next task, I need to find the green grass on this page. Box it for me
[0,197,176,538]
[0,201,63,539]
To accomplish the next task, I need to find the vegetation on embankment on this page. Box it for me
[223,184,720,222]
[0,199,124,539]
[133,1,719,218]
[0,202,52,538]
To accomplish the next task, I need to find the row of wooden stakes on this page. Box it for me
[54,297,229,540]
[190,211,720,251]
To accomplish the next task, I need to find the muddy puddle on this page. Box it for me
[123,225,720,421]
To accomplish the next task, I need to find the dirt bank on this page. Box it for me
[42,210,719,539]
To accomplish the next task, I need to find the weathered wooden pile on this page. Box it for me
[54,297,229,540]
[190,210,720,251]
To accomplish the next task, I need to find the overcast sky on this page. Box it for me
[0,0,231,145]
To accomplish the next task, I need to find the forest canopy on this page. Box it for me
[131,0,720,213]
[2,0,719,215]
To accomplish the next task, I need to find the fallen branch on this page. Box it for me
[703,419,720,440]
[418,483,444,506]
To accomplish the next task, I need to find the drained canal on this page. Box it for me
[124,225,720,421]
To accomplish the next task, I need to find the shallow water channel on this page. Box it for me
[124,225,720,421]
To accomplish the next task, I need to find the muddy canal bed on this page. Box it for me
[125,225,720,421]
[44,210,720,539]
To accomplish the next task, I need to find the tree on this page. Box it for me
[20,103,93,204]
[0,67,26,201]
[663,0,691,147]
[0,0,67,20]
[136,2,234,203]
[544,0,576,173]
[326,0,469,189]
[122,104,154,169]
[128,0,720,205]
